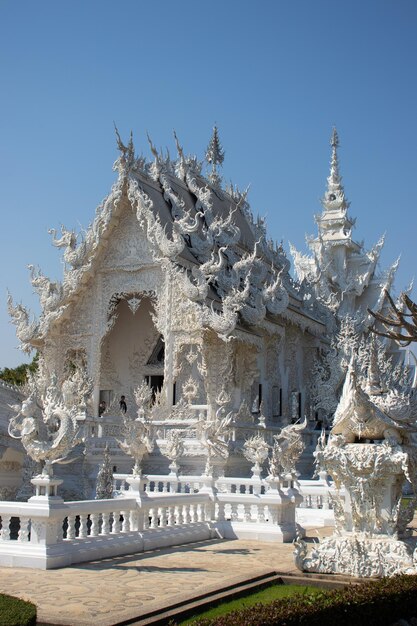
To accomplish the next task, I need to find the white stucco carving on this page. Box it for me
[294,356,417,577]
[8,365,88,477]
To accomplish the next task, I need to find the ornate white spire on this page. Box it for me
[321,127,350,213]
[205,125,225,187]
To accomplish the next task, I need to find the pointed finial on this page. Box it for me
[173,130,185,160]
[205,125,225,166]
[146,132,159,161]
[113,123,135,166]
[114,122,127,154]
[320,126,350,211]
[205,125,225,187]
[128,130,134,154]
[330,126,339,149]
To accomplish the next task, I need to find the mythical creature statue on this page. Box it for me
[262,268,289,315]
[8,372,85,477]
[28,264,64,313]
[332,358,417,443]
[128,179,185,261]
[176,266,209,303]
[208,210,240,247]
[117,415,154,477]
[196,403,234,476]
[268,419,307,479]
[49,226,88,270]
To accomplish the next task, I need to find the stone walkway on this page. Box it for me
[0,531,333,626]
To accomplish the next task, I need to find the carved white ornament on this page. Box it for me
[295,360,417,578]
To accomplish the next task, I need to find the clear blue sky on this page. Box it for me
[1,0,417,368]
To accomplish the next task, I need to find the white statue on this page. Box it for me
[196,404,233,476]
[165,430,185,475]
[117,381,154,476]
[242,434,269,479]
[8,374,85,478]
[295,358,417,578]
[268,419,306,479]
[95,443,114,499]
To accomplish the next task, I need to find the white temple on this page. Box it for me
[2,127,402,500]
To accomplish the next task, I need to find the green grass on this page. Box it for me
[0,593,36,626]
[178,583,322,625]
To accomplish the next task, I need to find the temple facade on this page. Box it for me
[3,128,401,498]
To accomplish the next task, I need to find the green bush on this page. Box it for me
[0,593,37,626]
[187,575,417,626]
[0,353,39,387]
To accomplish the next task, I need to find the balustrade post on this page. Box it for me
[129,510,138,531]
[90,513,99,537]
[66,515,76,539]
[167,506,175,526]
[111,512,121,534]
[257,504,265,523]
[100,512,110,535]
[79,515,88,538]
[216,501,225,522]
[183,504,191,524]
[158,506,167,527]
[0,516,11,540]
[230,503,239,521]
[243,504,251,522]
[18,517,30,542]
[143,508,150,530]
[204,502,212,521]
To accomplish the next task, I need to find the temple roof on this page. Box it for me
[9,128,327,350]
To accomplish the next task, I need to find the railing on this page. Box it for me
[0,490,214,569]
[215,477,266,495]
[0,471,302,569]
[114,473,335,505]
[113,473,270,496]
[113,473,205,494]
[298,476,345,510]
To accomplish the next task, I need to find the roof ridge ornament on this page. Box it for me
[113,123,135,171]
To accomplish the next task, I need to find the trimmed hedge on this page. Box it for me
[0,594,37,626]
[186,575,417,626]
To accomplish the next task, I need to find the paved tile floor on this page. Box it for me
[0,531,333,626]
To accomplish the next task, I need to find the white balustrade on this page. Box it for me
[0,469,308,569]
